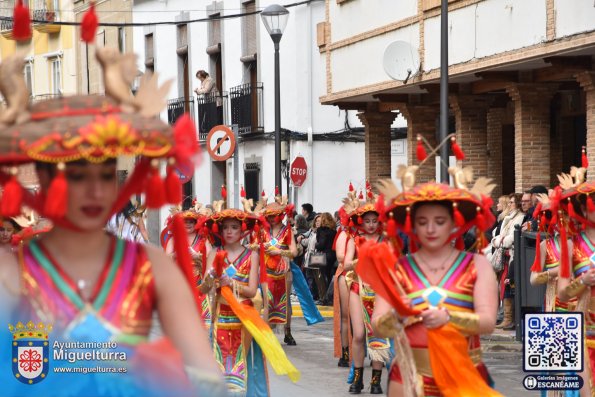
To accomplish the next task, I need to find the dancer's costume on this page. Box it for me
[355,145,503,396]
[0,42,225,395]
[203,207,300,396]
[259,200,294,325]
[342,193,392,394]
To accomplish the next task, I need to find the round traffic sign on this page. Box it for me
[290,156,308,187]
[207,125,236,161]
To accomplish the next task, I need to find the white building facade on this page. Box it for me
[131,0,407,227]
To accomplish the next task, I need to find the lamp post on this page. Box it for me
[261,4,289,194]
[439,0,449,183]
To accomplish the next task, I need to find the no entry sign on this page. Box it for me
[207,125,236,161]
[290,156,308,187]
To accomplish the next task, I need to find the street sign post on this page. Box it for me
[207,125,236,161]
[290,156,307,187]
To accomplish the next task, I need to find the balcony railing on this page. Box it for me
[0,0,15,39]
[32,93,63,102]
[230,83,263,135]
[197,91,228,142]
[167,96,196,132]
[32,0,60,34]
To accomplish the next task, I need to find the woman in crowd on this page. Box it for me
[301,214,323,300]
[368,168,499,397]
[315,212,338,303]
[0,50,225,396]
[106,199,149,243]
[292,214,309,269]
[343,197,390,395]
[490,193,525,330]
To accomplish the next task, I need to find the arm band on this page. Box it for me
[564,277,587,298]
[447,310,480,334]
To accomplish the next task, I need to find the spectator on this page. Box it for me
[522,185,547,231]
[301,203,316,227]
[315,213,337,304]
[194,70,222,124]
[300,214,322,299]
[293,215,309,269]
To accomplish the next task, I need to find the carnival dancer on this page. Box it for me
[333,188,354,368]
[0,217,20,254]
[257,191,298,345]
[343,187,391,394]
[202,199,300,396]
[0,47,226,396]
[361,136,501,397]
[555,163,595,397]
[165,203,213,326]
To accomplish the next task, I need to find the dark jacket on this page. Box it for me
[315,226,337,277]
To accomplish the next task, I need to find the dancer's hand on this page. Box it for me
[421,308,449,329]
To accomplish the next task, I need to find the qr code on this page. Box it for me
[524,313,583,372]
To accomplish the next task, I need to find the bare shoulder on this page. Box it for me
[143,243,179,277]
[472,253,494,275]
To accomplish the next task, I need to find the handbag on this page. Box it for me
[491,247,505,273]
[308,252,327,268]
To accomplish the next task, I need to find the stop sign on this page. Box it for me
[290,156,308,187]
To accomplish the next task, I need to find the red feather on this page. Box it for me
[358,191,364,200]
[81,3,98,43]
[530,231,542,273]
[165,166,182,204]
[416,137,427,161]
[582,147,589,169]
[173,114,200,166]
[221,185,227,200]
[404,208,412,233]
[12,0,31,41]
[213,250,227,278]
[451,137,465,160]
[348,182,354,192]
[240,185,246,198]
[275,186,280,196]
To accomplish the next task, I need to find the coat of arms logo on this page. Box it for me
[8,321,52,385]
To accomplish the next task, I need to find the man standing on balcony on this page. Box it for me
[195,70,223,125]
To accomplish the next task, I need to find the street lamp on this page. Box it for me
[261,4,289,194]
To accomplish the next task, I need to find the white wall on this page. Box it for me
[329,0,418,43]
[555,0,595,38]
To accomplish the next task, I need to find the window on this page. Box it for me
[49,57,61,95]
[145,33,154,73]
[24,62,33,97]
[118,27,125,53]
[241,1,257,58]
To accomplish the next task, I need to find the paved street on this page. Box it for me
[270,315,534,396]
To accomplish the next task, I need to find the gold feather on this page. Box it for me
[242,198,254,213]
[376,179,401,204]
[134,72,174,118]
[570,166,587,186]
[535,193,550,207]
[470,177,496,197]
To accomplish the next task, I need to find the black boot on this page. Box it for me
[284,327,297,346]
[348,367,364,394]
[338,347,349,367]
[370,369,383,394]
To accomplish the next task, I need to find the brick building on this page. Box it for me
[320,0,595,197]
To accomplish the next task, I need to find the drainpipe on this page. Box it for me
[307,3,314,205]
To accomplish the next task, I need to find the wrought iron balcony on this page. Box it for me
[32,0,60,34]
[197,91,228,142]
[0,1,15,39]
[167,95,197,135]
[230,83,264,135]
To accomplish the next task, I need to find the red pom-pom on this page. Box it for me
[357,216,363,225]
[587,195,595,213]
[221,185,227,200]
[386,218,397,238]
[81,2,98,43]
[275,186,280,196]
[453,204,465,227]
[165,166,183,204]
[349,219,355,228]
[365,180,371,191]
[530,231,542,273]
[44,167,68,218]
[348,182,354,192]
[455,237,465,250]
[582,147,589,169]
[566,198,576,219]
[1,174,23,217]
[404,208,412,233]
[241,222,247,232]
[12,0,31,41]
[358,191,364,200]
[416,137,427,162]
[240,185,246,198]
[375,196,386,221]
[559,220,571,278]
[451,137,465,160]
[261,190,266,197]
[211,222,219,234]
[145,166,166,208]
[173,114,200,166]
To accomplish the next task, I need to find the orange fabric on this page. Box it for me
[427,325,503,397]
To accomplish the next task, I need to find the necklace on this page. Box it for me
[416,249,456,274]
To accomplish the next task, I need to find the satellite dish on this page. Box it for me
[383,41,420,83]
